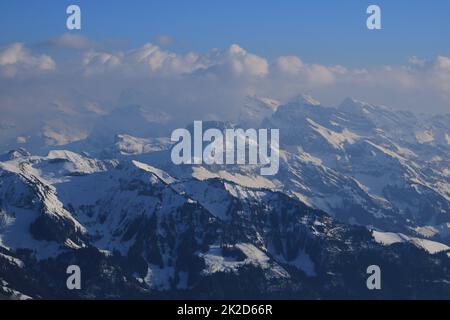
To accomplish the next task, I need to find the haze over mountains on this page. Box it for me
[0,94,449,299]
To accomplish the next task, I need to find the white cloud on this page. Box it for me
[82,43,204,77]
[80,43,269,79]
[432,56,450,94]
[275,56,304,75]
[275,56,335,85]
[408,56,426,67]
[0,43,55,77]
[1,37,449,120]
[306,64,335,85]
[82,51,124,76]
[225,44,268,77]
[436,56,450,70]
[128,43,202,75]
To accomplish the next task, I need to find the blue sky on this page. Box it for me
[1,0,449,67]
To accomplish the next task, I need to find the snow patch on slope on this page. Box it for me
[200,243,289,279]
[192,167,276,189]
[307,118,359,149]
[373,230,449,254]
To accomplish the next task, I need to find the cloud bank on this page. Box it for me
[0,34,449,145]
[0,43,55,78]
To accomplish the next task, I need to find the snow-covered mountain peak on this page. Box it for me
[288,94,321,107]
[114,134,172,155]
[338,97,393,116]
[239,96,280,126]
[338,97,375,113]
[245,95,280,112]
[269,94,328,126]
[0,148,31,161]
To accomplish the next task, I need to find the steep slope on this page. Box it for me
[261,95,449,242]
[0,149,448,299]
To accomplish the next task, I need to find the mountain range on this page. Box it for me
[0,95,449,299]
